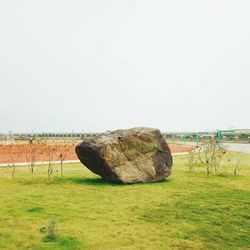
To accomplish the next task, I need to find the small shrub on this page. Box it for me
[232,158,240,176]
[47,163,53,183]
[25,144,38,177]
[43,218,58,242]
[228,153,241,176]
[186,140,227,175]
[187,150,196,170]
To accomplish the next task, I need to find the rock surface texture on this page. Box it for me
[75,127,173,184]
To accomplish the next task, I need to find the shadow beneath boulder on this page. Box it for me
[67,176,122,186]
[66,176,170,186]
[134,178,170,186]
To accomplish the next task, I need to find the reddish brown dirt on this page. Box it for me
[169,145,194,154]
[0,143,193,164]
[0,144,76,164]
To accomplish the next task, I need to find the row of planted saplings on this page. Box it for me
[3,143,75,182]
[187,141,241,175]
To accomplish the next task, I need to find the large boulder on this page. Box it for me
[75,127,173,184]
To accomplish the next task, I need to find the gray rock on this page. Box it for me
[75,127,172,184]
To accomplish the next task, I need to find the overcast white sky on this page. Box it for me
[0,0,249,133]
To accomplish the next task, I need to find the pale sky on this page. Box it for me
[0,0,249,133]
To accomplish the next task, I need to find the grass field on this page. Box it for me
[0,153,249,250]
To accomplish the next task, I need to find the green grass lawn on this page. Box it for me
[0,153,249,250]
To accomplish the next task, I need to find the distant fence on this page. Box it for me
[163,131,250,144]
[0,130,250,145]
[0,133,102,145]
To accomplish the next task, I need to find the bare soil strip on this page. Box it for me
[0,144,193,164]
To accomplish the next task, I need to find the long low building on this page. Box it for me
[0,129,250,144]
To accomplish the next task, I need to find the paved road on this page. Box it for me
[224,143,250,154]
[0,160,80,167]
[179,141,250,154]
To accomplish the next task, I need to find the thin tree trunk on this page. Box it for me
[60,159,63,177]
[12,164,16,179]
